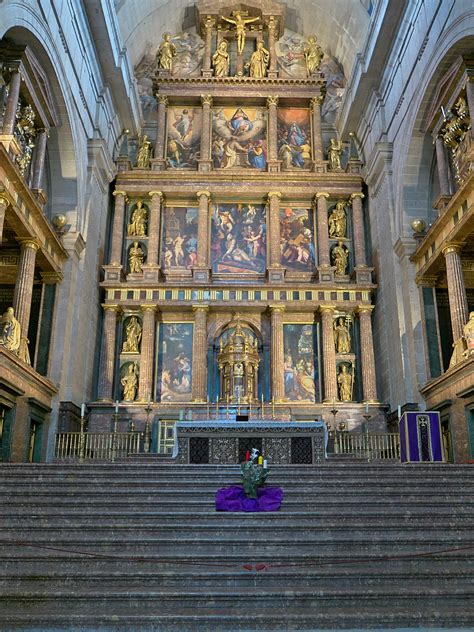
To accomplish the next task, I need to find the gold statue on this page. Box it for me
[0,307,21,354]
[334,317,351,354]
[337,364,353,401]
[129,241,145,274]
[247,41,270,78]
[304,35,324,75]
[157,33,176,72]
[127,201,148,237]
[136,135,152,169]
[328,201,346,238]
[221,11,260,54]
[332,240,349,275]
[328,138,343,170]
[121,362,139,402]
[122,316,142,353]
[212,40,230,77]
[463,312,474,358]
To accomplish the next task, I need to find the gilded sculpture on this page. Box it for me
[128,201,148,237]
[15,104,36,176]
[121,362,139,401]
[463,312,474,358]
[328,201,346,238]
[157,33,176,72]
[332,240,349,275]
[136,135,152,169]
[304,35,323,75]
[334,317,351,354]
[212,40,230,77]
[247,41,270,79]
[328,137,343,170]
[221,11,260,54]
[337,363,353,401]
[0,307,21,354]
[129,241,145,274]
[122,316,142,353]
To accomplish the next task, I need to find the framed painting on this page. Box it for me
[277,108,312,170]
[160,207,198,270]
[212,107,267,170]
[156,323,193,402]
[280,207,315,271]
[166,107,202,168]
[283,323,320,402]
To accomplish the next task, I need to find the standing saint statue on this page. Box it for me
[136,135,152,169]
[328,201,346,238]
[156,33,176,72]
[121,362,139,402]
[0,307,21,354]
[122,316,142,353]
[212,40,230,77]
[129,241,145,274]
[328,138,343,170]
[221,11,260,54]
[304,35,324,75]
[247,41,270,79]
[332,240,349,275]
[337,364,353,401]
[127,201,148,237]
[463,312,474,357]
[334,317,351,354]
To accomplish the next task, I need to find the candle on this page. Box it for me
[81,403,85,418]
[115,400,119,414]
[258,455,263,465]
[365,402,369,414]
[272,398,275,418]
[441,105,447,120]
[245,450,250,462]
[398,405,401,418]
[263,459,267,468]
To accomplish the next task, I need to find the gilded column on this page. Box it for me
[443,243,469,346]
[435,136,452,197]
[267,16,278,79]
[267,191,283,282]
[270,305,285,402]
[266,96,279,171]
[320,306,338,402]
[192,305,209,402]
[0,194,8,243]
[358,306,378,402]
[350,192,366,267]
[202,16,215,77]
[13,239,39,336]
[137,306,157,402]
[31,128,49,194]
[195,190,211,282]
[145,190,163,274]
[2,69,21,136]
[154,95,168,169]
[97,305,120,401]
[199,95,213,171]
[310,95,324,166]
[110,190,127,267]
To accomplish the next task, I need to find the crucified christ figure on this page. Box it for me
[221,10,260,54]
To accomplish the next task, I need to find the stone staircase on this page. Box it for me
[0,462,473,631]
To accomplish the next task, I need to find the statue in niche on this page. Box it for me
[337,364,353,401]
[334,317,351,354]
[304,35,324,75]
[332,240,349,275]
[328,201,346,238]
[127,201,148,237]
[463,312,474,358]
[121,362,139,402]
[247,41,270,79]
[157,33,177,71]
[122,316,142,353]
[0,307,21,354]
[327,137,343,170]
[221,11,260,54]
[212,40,230,77]
[136,135,152,168]
[129,241,145,274]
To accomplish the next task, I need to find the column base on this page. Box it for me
[267,70,278,80]
[317,266,336,283]
[0,134,21,156]
[116,157,132,173]
[198,159,213,172]
[32,188,48,206]
[346,158,363,174]
[363,400,380,405]
[142,264,161,283]
[150,158,166,171]
[201,69,213,78]
[313,160,328,173]
[103,264,125,282]
[193,267,211,283]
[267,266,285,283]
[267,160,281,173]
[334,273,350,283]
[352,265,374,284]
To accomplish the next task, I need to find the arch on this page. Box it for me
[208,313,263,347]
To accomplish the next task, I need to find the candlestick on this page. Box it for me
[365,402,369,414]
[263,459,267,468]
[398,405,401,418]
[81,403,85,418]
[115,400,119,414]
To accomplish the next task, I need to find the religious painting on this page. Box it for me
[212,107,267,170]
[166,107,202,169]
[277,109,312,169]
[280,207,315,271]
[211,203,266,274]
[157,323,193,402]
[283,324,320,402]
[160,207,198,270]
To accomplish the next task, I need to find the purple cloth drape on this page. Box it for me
[215,485,283,512]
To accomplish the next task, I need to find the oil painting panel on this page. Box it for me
[283,324,319,402]
[212,107,267,170]
[280,207,315,271]
[161,207,198,270]
[277,108,312,169]
[166,107,202,168]
[157,323,193,402]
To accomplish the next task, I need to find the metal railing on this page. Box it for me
[55,431,142,461]
[333,432,400,460]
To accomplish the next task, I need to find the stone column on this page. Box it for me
[142,191,163,282]
[443,243,469,344]
[109,190,127,266]
[320,306,337,402]
[199,95,213,172]
[267,191,284,283]
[97,305,120,401]
[31,128,49,194]
[2,70,21,136]
[266,96,279,172]
[267,16,278,79]
[350,192,366,267]
[358,306,378,402]
[192,305,209,402]
[310,95,324,168]
[194,190,211,282]
[154,95,168,170]
[269,305,285,402]
[315,192,334,282]
[202,16,215,77]
[435,136,452,197]
[0,194,9,243]
[13,239,39,335]
[137,306,157,402]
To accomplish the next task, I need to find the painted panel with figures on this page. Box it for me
[212,107,267,170]
[280,207,315,271]
[166,107,202,169]
[156,323,193,402]
[283,324,320,402]
[277,108,312,170]
[161,207,198,270]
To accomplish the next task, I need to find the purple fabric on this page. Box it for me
[215,485,283,512]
